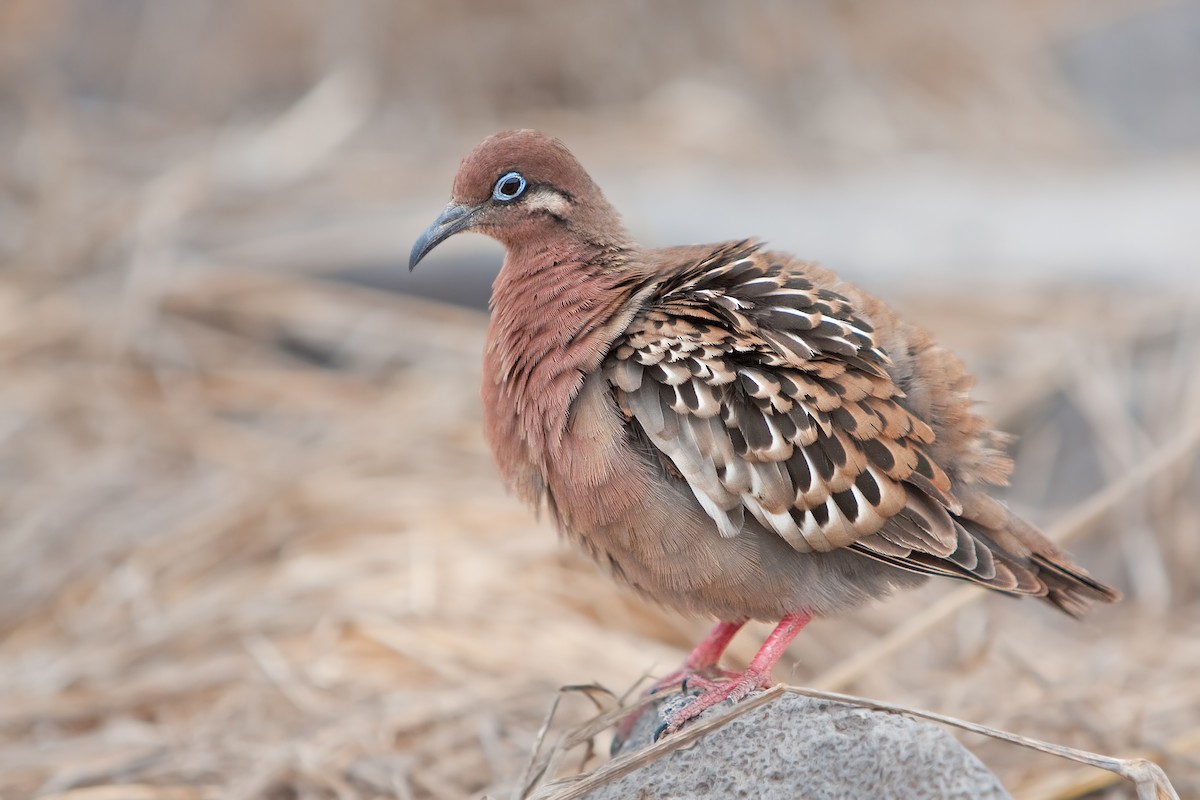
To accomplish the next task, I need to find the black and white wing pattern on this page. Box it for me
[605,241,1041,594]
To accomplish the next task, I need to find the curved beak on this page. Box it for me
[409,202,483,271]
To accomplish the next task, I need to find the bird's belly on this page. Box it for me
[526,370,927,621]
[547,446,927,621]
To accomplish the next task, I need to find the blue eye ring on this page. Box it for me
[492,171,527,202]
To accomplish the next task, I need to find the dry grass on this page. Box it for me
[2,2,1199,799]
[2,253,1198,800]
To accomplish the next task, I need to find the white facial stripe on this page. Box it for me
[524,188,570,216]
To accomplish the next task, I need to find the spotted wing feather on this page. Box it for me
[605,242,1056,596]
[608,245,950,548]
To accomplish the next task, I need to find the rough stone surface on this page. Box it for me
[587,691,1012,800]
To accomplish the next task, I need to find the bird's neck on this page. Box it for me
[483,234,644,480]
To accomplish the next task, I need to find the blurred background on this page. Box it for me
[1,1,1198,798]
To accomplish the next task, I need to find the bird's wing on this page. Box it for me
[605,241,1042,594]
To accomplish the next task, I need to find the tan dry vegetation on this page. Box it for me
[2,267,1198,799]
[2,1,1198,799]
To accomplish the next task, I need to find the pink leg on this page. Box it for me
[681,619,745,673]
[643,619,746,697]
[660,611,812,737]
[613,619,745,749]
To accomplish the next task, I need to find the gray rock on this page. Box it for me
[587,691,1011,800]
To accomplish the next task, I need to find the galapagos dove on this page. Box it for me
[409,129,1119,735]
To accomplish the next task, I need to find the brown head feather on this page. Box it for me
[450,129,630,252]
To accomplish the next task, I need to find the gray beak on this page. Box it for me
[409,202,483,271]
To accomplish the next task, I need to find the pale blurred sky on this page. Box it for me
[3,0,1199,304]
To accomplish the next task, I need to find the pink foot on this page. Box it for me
[652,663,741,695]
[679,667,766,695]
[612,620,745,750]
[654,610,813,740]
[657,666,772,737]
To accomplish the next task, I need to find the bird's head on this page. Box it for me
[409,129,625,270]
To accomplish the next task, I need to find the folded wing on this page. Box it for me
[605,242,1098,602]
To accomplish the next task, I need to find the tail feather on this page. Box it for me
[966,509,1121,617]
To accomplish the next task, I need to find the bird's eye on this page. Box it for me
[492,172,527,202]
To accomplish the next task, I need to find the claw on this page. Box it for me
[658,669,772,736]
[627,613,813,744]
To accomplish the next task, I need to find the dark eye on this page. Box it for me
[492,171,527,202]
